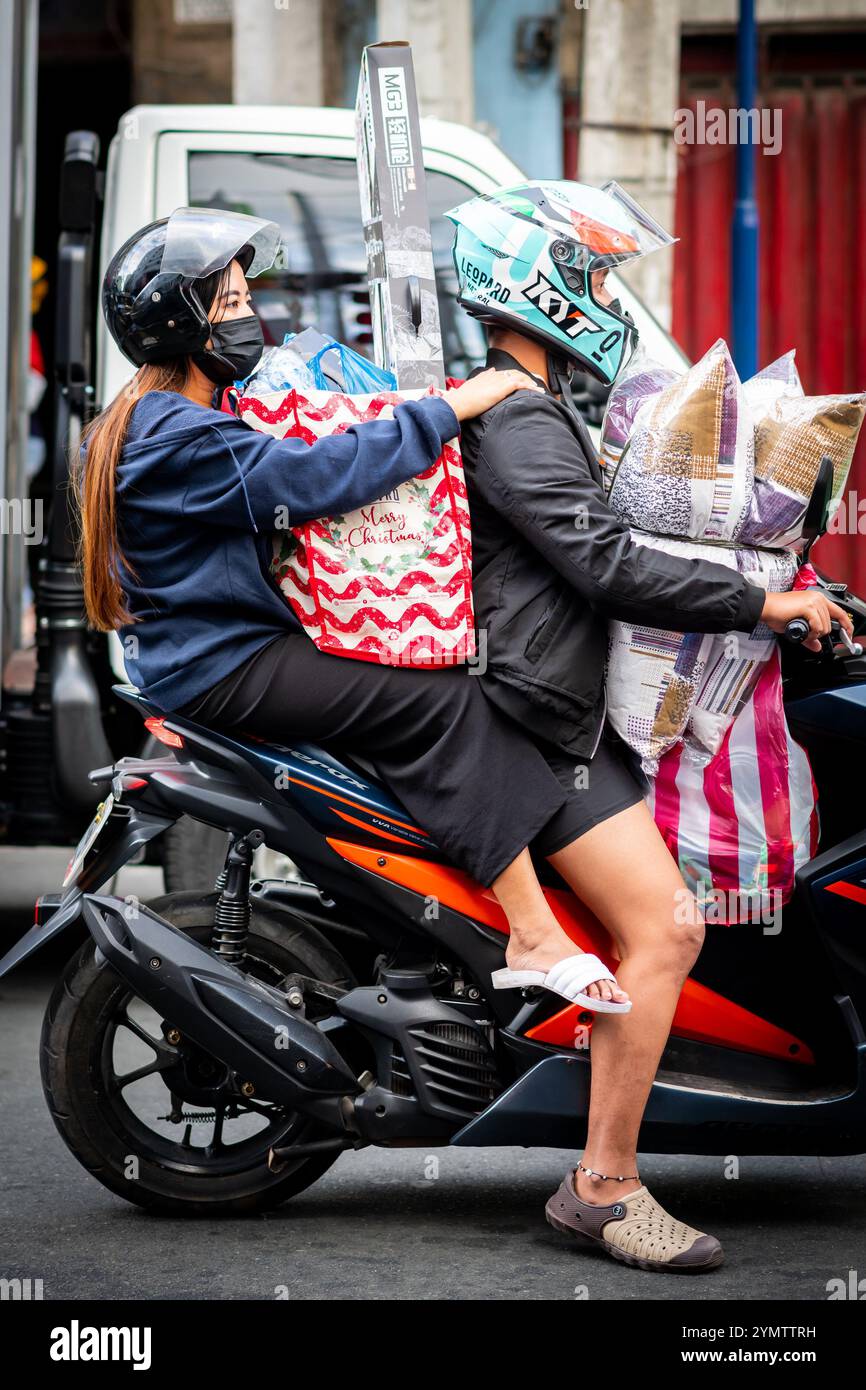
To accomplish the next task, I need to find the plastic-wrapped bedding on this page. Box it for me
[606,339,754,541]
[597,341,864,920]
[599,339,865,774]
[646,646,819,924]
[598,348,679,486]
[741,398,866,549]
[605,534,797,773]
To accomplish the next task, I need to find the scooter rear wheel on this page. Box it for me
[40,891,355,1215]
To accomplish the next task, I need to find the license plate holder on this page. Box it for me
[62,793,115,888]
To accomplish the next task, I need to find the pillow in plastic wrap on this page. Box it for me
[605,339,754,541]
[686,544,799,760]
[598,346,679,493]
[742,348,802,413]
[605,534,795,775]
[601,340,864,771]
[738,383,866,549]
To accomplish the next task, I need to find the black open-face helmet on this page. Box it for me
[101,206,283,367]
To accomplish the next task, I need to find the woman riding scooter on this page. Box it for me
[77,206,639,1041]
[446,179,854,1272]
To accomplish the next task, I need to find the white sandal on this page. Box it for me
[491,952,631,1013]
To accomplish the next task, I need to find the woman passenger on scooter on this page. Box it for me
[75,207,626,1028]
[445,180,854,1272]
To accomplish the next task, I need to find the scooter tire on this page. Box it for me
[40,891,355,1215]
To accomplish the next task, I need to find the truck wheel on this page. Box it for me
[40,892,356,1214]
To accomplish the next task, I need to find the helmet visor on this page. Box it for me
[589,181,677,270]
[159,207,283,280]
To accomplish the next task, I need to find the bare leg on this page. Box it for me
[490,847,630,1005]
[547,800,704,1202]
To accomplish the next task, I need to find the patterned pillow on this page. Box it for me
[606,339,754,541]
[599,346,679,492]
[605,538,798,773]
[601,340,865,770]
[742,348,802,408]
[685,545,799,759]
[738,387,866,549]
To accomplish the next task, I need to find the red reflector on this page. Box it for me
[825,880,866,906]
[122,776,148,790]
[144,717,184,750]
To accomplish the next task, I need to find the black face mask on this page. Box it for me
[192,314,265,385]
[607,298,639,350]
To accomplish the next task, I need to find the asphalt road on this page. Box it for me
[2,905,864,1303]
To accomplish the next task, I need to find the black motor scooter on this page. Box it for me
[3,483,866,1213]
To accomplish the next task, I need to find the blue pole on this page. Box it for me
[731,0,760,378]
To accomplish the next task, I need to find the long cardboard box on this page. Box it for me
[355,41,446,389]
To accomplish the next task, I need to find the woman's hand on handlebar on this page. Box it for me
[761,588,854,653]
[443,368,544,422]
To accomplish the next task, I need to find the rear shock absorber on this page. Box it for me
[210,828,264,964]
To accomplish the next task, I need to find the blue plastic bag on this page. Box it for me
[240,329,397,395]
[306,338,396,393]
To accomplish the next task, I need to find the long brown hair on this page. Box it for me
[73,262,232,631]
[73,360,191,630]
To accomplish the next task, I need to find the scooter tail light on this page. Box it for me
[34,893,62,926]
[143,717,184,750]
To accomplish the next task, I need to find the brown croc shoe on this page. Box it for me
[545,1170,724,1272]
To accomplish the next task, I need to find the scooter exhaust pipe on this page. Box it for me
[81,894,360,1125]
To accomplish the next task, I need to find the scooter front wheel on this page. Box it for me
[40,893,354,1215]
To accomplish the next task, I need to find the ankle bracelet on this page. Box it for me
[575,1161,640,1182]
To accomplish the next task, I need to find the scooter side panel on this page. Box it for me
[452,1048,866,1155]
[798,830,866,1033]
[325,838,816,1065]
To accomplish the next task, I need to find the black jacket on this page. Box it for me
[458,348,768,758]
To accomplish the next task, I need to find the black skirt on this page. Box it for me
[176,634,645,886]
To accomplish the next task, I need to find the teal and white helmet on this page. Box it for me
[445,180,676,386]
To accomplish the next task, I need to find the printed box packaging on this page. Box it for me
[355,41,445,388]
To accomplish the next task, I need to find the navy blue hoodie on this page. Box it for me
[105,389,460,712]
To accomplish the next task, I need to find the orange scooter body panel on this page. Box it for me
[327,838,815,1068]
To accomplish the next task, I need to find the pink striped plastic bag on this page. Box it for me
[235,385,475,668]
[646,647,818,924]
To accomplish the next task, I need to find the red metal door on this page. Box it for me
[673,53,866,587]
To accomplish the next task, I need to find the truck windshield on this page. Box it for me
[188,151,487,380]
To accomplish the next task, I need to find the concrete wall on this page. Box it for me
[472,0,562,179]
[578,0,681,328]
[376,0,474,124]
[232,0,339,107]
[132,0,231,103]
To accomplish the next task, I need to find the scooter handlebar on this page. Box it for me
[783,617,811,643]
[783,616,863,656]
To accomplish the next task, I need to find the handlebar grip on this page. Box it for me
[783,617,811,643]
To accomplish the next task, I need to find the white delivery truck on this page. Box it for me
[1,104,688,894]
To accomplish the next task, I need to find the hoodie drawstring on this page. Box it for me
[207,422,260,534]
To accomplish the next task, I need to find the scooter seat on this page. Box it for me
[113,681,416,836]
[114,682,382,782]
